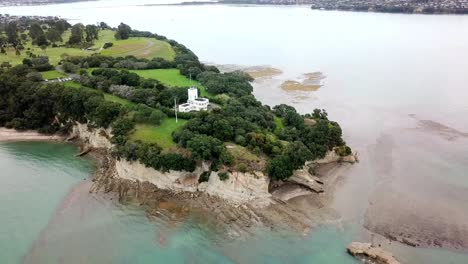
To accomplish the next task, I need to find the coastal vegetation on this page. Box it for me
[0,17,351,180]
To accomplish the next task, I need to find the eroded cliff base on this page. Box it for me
[85,147,353,238]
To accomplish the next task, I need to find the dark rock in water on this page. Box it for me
[347,242,400,264]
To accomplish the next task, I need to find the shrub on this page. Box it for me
[335,145,352,157]
[218,171,229,181]
[236,163,247,173]
[267,155,294,181]
[103,42,113,49]
[62,62,80,73]
[198,171,211,183]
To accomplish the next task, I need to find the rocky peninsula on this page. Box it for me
[68,122,357,236]
[0,124,355,240]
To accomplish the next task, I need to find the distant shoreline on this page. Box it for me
[142,0,468,15]
[2,0,466,15]
[0,0,95,8]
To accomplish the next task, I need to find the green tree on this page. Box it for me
[187,134,226,161]
[29,23,44,41]
[284,141,312,168]
[46,28,62,43]
[6,21,19,45]
[85,25,99,42]
[267,155,294,181]
[68,23,85,45]
[36,35,49,47]
[89,101,121,128]
[115,23,132,40]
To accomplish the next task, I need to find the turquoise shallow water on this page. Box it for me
[0,142,94,263]
[1,142,467,263]
[0,141,360,263]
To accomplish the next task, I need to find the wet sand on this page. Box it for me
[281,72,325,92]
[251,67,468,257]
[0,128,64,142]
[362,121,468,252]
[212,63,283,79]
[364,185,468,251]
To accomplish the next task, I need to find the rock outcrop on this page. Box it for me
[115,160,272,206]
[313,149,357,164]
[71,123,112,149]
[199,171,271,207]
[72,123,349,208]
[288,167,324,193]
[347,242,400,264]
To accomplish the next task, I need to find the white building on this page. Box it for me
[178,87,209,113]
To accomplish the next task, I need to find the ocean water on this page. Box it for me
[0,142,94,263]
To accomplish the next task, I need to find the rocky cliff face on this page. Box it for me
[115,160,272,206]
[72,122,357,236]
[72,123,272,206]
[199,170,271,207]
[72,123,354,207]
[71,123,112,149]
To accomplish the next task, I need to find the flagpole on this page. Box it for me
[174,97,178,123]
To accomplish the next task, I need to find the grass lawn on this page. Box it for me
[0,30,172,65]
[274,116,284,133]
[104,94,136,107]
[92,30,116,49]
[41,70,66,80]
[130,118,187,149]
[63,81,85,89]
[130,69,213,97]
[0,45,95,65]
[226,143,260,162]
[101,38,175,61]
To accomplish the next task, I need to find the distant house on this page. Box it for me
[178,87,209,113]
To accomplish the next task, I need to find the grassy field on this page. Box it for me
[226,143,260,162]
[274,116,284,133]
[0,30,173,65]
[91,30,116,49]
[130,118,187,149]
[130,69,212,97]
[0,45,94,65]
[104,93,136,107]
[101,38,175,61]
[41,70,66,80]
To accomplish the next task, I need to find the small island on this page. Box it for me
[0,15,356,234]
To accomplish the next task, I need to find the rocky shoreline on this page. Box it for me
[0,125,357,237]
[85,147,357,237]
[67,122,358,237]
